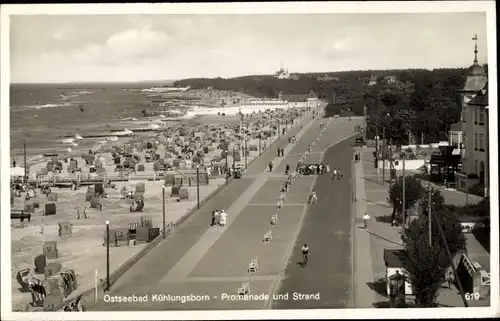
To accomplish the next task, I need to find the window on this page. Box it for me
[474,133,479,150]
[479,108,485,124]
[479,133,485,151]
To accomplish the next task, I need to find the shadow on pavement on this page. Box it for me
[472,227,490,254]
[365,199,392,209]
[367,278,388,298]
[362,176,383,185]
[372,301,391,308]
[374,213,395,224]
[361,227,403,247]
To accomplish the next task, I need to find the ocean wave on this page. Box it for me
[68,90,93,95]
[25,102,73,109]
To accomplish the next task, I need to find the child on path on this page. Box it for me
[363,212,371,229]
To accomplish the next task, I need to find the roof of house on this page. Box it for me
[449,122,462,132]
[284,91,317,102]
[384,249,406,268]
[461,75,488,92]
[468,89,488,106]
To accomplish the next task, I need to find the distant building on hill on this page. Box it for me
[367,75,378,86]
[384,75,398,84]
[274,62,291,79]
[317,74,340,82]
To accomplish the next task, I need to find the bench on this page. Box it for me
[238,281,250,295]
[248,258,259,273]
[263,230,272,243]
[270,214,278,226]
[11,210,31,222]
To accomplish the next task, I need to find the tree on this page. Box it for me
[400,188,466,307]
[388,175,424,223]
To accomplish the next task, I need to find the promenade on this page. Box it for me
[90,115,364,311]
[353,149,491,308]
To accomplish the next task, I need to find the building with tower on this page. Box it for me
[274,62,291,79]
[455,34,489,198]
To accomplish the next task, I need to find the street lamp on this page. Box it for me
[244,133,248,173]
[379,113,391,183]
[363,105,368,142]
[232,145,237,172]
[105,220,110,291]
[225,148,229,185]
[401,153,406,227]
[196,165,200,209]
[23,141,27,183]
[258,133,262,156]
[277,119,281,138]
[161,185,166,239]
[426,183,433,247]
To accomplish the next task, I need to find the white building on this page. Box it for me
[279,91,319,109]
[455,35,489,197]
[274,63,291,79]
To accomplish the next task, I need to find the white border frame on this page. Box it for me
[1,1,498,320]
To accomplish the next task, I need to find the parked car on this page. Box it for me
[354,137,364,146]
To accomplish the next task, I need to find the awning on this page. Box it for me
[10,167,25,176]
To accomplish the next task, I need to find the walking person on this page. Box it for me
[12,158,16,168]
[211,210,216,226]
[301,244,309,267]
[446,269,455,289]
[309,190,318,204]
[268,161,273,172]
[285,164,290,175]
[218,210,228,227]
[214,209,220,226]
[363,212,371,229]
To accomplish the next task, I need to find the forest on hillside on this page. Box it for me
[174,66,488,144]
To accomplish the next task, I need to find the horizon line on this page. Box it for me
[9,66,474,85]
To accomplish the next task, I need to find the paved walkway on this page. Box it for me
[353,149,491,308]
[90,113,366,311]
[88,110,320,310]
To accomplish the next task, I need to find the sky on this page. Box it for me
[9,12,489,83]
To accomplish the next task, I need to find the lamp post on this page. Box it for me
[244,133,248,173]
[363,105,368,142]
[232,145,237,172]
[225,148,229,185]
[427,183,433,247]
[196,165,200,209]
[162,185,166,239]
[278,119,281,138]
[105,220,110,291]
[380,113,391,183]
[23,141,27,183]
[258,133,262,156]
[402,153,406,227]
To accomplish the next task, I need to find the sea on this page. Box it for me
[9,83,184,163]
